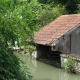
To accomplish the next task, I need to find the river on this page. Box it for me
[17,53,80,80]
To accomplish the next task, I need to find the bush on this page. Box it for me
[27,45,36,56]
[63,58,76,73]
[0,42,32,80]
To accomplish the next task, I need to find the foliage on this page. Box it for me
[0,41,32,80]
[0,0,43,46]
[65,0,79,14]
[77,4,80,13]
[27,45,36,56]
[38,0,48,4]
[63,58,76,73]
[0,0,43,79]
[0,0,34,80]
[38,4,66,26]
[38,0,80,14]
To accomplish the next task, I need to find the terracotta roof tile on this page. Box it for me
[33,14,80,45]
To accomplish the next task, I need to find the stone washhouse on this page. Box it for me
[28,14,80,70]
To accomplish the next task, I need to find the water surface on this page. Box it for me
[17,54,80,80]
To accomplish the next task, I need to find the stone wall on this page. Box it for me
[60,54,80,73]
[74,61,80,73]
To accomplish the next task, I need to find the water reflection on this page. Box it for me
[31,59,37,67]
[60,71,80,80]
[31,60,80,80]
[17,54,80,80]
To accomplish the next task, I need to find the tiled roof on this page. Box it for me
[34,14,80,45]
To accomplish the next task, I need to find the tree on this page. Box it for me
[0,0,42,45]
[0,0,47,79]
[65,0,78,14]
[0,42,32,80]
[38,0,79,14]
[0,0,34,80]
